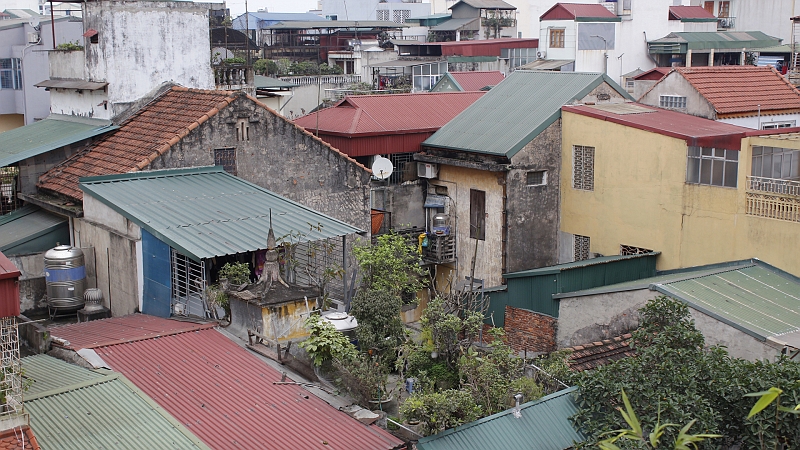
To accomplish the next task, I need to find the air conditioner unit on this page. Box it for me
[417,162,438,179]
[537,50,546,59]
[27,32,40,44]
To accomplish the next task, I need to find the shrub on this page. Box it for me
[349,289,404,355]
[218,262,251,285]
[298,315,356,366]
[55,41,83,51]
[400,389,483,435]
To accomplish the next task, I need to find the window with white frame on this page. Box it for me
[501,47,537,69]
[659,95,687,109]
[376,10,389,21]
[574,235,590,261]
[761,121,796,130]
[412,61,447,92]
[526,170,547,186]
[573,145,595,191]
[752,146,800,181]
[686,146,738,187]
[0,58,22,90]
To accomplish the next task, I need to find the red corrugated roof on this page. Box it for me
[674,66,800,117]
[632,67,671,81]
[0,251,20,281]
[668,6,716,20]
[94,327,404,450]
[540,3,617,20]
[294,92,484,136]
[563,103,748,150]
[450,71,504,91]
[49,314,216,350]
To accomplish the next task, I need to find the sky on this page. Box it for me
[227,0,320,18]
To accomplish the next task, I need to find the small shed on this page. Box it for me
[0,251,21,318]
[486,253,658,325]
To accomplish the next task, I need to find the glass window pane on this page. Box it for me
[702,147,713,156]
[688,146,700,157]
[724,161,738,187]
[773,154,783,177]
[753,146,762,156]
[752,156,762,176]
[687,157,700,183]
[714,148,726,158]
[423,64,430,75]
[726,150,738,161]
[700,158,712,184]
[791,152,800,179]
[782,153,792,178]
[763,146,773,154]
[762,154,773,177]
[712,159,724,185]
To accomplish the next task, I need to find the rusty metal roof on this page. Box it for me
[668,6,716,21]
[49,314,216,350]
[294,92,484,136]
[563,103,749,150]
[448,71,505,91]
[540,3,619,21]
[93,326,404,450]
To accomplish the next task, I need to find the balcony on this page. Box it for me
[745,176,800,223]
[213,65,254,96]
[717,16,735,30]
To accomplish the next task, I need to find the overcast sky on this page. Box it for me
[227,0,320,18]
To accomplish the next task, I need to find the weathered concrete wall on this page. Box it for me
[150,94,372,233]
[18,137,94,194]
[556,289,652,348]
[49,50,85,80]
[372,181,426,230]
[9,254,47,314]
[505,120,561,272]
[83,0,215,118]
[638,73,715,119]
[504,306,556,355]
[690,307,783,361]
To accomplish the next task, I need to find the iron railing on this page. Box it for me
[717,16,735,29]
[747,176,800,197]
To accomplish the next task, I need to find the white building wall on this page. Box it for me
[322,0,430,21]
[719,113,800,130]
[690,0,800,43]
[539,20,577,61]
[83,1,215,118]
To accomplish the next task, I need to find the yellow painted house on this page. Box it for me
[560,103,800,276]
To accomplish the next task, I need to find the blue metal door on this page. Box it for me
[142,229,171,317]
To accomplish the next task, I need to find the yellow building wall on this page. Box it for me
[430,164,505,289]
[560,111,800,275]
[0,114,24,133]
[263,299,313,342]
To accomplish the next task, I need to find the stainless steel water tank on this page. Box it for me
[44,245,86,311]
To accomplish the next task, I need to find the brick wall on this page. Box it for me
[503,306,556,354]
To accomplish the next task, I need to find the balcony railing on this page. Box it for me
[423,235,456,264]
[717,16,735,29]
[747,176,800,197]
[746,176,800,223]
[214,65,255,95]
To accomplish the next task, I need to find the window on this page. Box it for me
[326,14,338,20]
[549,28,565,48]
[236,119,249,141]
[761,121,796,130]
[393,9,410,23]
[388,152,414,185]
[686,146,738,187]
[625,78,635,93]
[376,10,389,21]
[620,244,653,256]
[469,189,485,240]
[659,95,687,109]
[214,148,237,175]
[574,235,590,261]
[504,47,537,69]
[703,1,714,14]
[0,58,22,90]
[412,61,447,92]
[526,170,547,186]
[752,146,800,181]
[573,145,595,191]
[90,33,99,44]
[718,1,730,17]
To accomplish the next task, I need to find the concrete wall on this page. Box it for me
[720,113,800,130]
[0,115,24,132]
[371,181,426,230]
[539,21,577,62]
[690,306,783,361]
[83,0,215,118]
[149,94,372,233]
[9,253,47,314]
[560,112,800,275]
[638,72,717,119]
[689,0,800,43]
[49,49,85,80]
[18,137,95,194]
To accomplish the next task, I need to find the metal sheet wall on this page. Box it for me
[320,132,433,157]
[141,229,171,318]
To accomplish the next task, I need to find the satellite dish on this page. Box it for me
[371,156,394,180]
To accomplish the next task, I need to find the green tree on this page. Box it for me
[349,289,405,354]
[352,232,427,298]
[400,389,483,435]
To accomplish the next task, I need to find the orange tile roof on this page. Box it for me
[567,333,635,372]
[38,87,369,201]
[675,66,800,117]
[0,426,41,450]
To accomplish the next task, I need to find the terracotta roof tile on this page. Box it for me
[567,334,635,372]
[675,66,800,117]
[0,426,41,450]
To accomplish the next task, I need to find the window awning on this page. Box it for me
[35,79,108,90]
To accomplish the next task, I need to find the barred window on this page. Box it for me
[214,148,237,175]
[526,170,547,186]
[659,95,687,109]
[376,10,389,21]
[574,235,590,261]
[0,58,22,90]
[686,146,738,187]
[620,245,653,256]
[392,9,410,23]
[573,145,595,191]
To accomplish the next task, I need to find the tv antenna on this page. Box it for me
[371,156,394,180]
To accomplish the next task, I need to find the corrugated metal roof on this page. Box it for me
[0,251,20,280]
[416,387,583,450]
[0,205,68,255]
[423,70,631,157]
[0,115,116,168]
[505,253,660,279]
[449,71,505,91]
[22,354,210,450]
[563,103,748,150]
[431,17,478,31]
[294,92,484,136]
[540,3,619,21]
[48,314,216,351]
[94,327,404,450]
[648,31,781,52]
[668,6,717,21]
[265,20,406,29]
[656,262,800,340]
[254,75,297,89]
[79,167,364,261]
[451,0,516,10]
[518,59,574,70]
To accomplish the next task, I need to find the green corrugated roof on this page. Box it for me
[423,70,632,157]
[254,75,297,89]
[416,387,584,450]
[0,115,117,168]
[79,167,364,261]
[22,354,209,449]
[648,31,781,53]
[0,205,69,255]
[655,262,800,340]
[504,252,660,279]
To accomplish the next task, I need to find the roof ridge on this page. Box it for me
[636,68,676,101]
